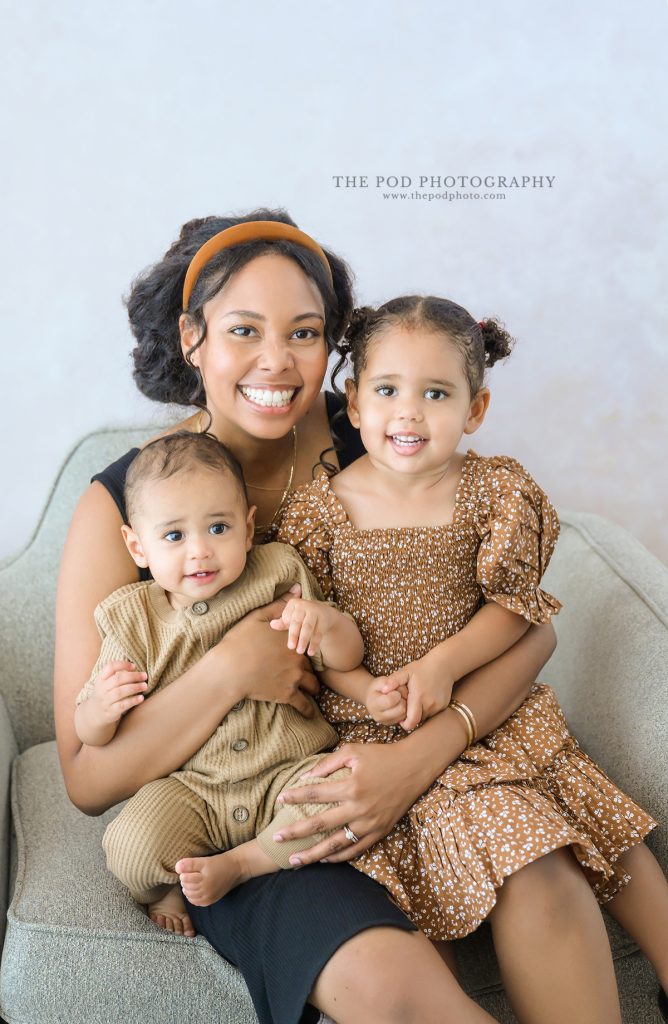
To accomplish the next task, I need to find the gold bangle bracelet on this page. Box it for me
[450,699,477,742]
[448,701,474,747]
[449,699,478,744]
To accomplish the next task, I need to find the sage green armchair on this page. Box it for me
[1,427,666,1023]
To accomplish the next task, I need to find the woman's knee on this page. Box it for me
[311,926,468,1023]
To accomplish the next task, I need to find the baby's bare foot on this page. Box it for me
[176,853,246,907]
[148,884,196,936]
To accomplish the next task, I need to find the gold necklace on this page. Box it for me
[250,426,298,539]
[194,410,297,539]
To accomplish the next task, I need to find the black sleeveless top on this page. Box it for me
[92,391,364,554]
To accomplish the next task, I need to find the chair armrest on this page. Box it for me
[544,512,668,871]
[0,425,167,752]
[0,691,18,949]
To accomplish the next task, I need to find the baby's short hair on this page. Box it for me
[124,431,248,524]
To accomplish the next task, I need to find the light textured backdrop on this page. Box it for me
[2,0,666,563]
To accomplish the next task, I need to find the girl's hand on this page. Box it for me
[217,596,320,718]
[268,585,338,657]
[272,741,419,864]
[87,661,148,724]
[397,656,455,732]
[365,671,409,725]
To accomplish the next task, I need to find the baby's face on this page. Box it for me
[123,468,255,609]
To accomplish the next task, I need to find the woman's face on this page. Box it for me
[181,254,329,441]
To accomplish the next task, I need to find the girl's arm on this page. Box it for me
[271,622,556,864]
[435,602,530,680]
[74,691,122,748]
[73,656,149,747]
[55,483,321,816]
[319,665,375,704]
[315,607,363,671]
[322,604,528,730]
[392,602,530,730]
[320,665,409,726]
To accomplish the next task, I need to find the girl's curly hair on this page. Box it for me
[332,295,514,403]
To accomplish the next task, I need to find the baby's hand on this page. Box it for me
[398,657,455,732]
[366,670,409,725]
[269,586,337,657]
[88,661,148,725]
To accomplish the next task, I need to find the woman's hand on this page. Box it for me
[272,741,419,864]
[218,595,320,718]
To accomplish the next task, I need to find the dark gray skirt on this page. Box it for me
[185,862,417,1024]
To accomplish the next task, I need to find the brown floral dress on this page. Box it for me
[277,450,656,940]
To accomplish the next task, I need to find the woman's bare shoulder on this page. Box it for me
[141,412,200,445]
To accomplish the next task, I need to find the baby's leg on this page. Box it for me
[103,776,217,934]
[147,885,194,936]
[177,839,279,906]
[176,764,351,907]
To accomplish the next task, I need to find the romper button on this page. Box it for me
[191,601,209,615]
[231,700,246,711]
[232,739,249,752]
[233,806,250,823]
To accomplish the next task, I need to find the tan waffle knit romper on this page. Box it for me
[77,543,346,904]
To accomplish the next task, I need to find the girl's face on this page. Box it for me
[180,254,329,440]
[346,326,489,477]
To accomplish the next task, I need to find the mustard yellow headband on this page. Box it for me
[182,220,334,311]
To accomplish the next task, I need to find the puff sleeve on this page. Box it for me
[475,455,562,624]
[276,476,343,600]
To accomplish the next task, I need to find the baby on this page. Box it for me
[75,430,363,934]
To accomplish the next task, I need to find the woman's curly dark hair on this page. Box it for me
[126,208,354,411]
[332,295,514,405]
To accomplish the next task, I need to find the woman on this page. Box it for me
[54,210,622,1024]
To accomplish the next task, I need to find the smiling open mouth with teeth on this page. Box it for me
[239,386,297,408]
[390,434,426,445]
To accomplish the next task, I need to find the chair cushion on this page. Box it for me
[1,742,258,1024]
[1,742,653,1024]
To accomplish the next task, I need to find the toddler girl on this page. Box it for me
[277,296,668,1009]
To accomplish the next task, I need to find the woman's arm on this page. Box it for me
[357,603,532,732]
[55,483,320,816]
[271,622,556,864]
